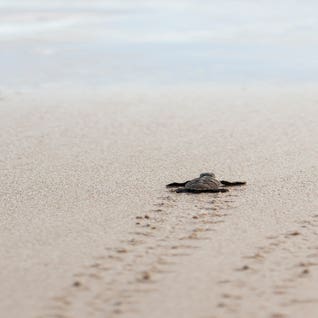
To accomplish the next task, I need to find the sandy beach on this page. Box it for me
[1,1,318,317]
[1,85,317,318]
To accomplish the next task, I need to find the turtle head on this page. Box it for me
[199,172,215,178]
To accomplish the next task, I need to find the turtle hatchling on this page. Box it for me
[166,173,246,193]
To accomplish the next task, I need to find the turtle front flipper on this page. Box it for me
[166,181,189,188]
[220,180,246,187]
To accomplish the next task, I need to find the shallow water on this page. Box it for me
[0,0,318,88]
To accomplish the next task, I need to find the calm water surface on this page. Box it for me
[0,0,318,88]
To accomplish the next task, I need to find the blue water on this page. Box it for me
[0,0,318,88]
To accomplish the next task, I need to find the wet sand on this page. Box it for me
[0,84,317,318]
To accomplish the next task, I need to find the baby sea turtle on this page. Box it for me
[166,172,246,193]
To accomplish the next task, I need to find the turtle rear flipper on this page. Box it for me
[220,180,246,187]
[176,188,228,193]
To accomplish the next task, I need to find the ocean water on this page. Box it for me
[0,0,318,88]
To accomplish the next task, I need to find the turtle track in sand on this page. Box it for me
[211,214,318,318]
[39,189,241,318]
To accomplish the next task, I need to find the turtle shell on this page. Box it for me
[184,176,221,190]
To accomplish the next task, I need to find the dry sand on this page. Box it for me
[0,84,317,318]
